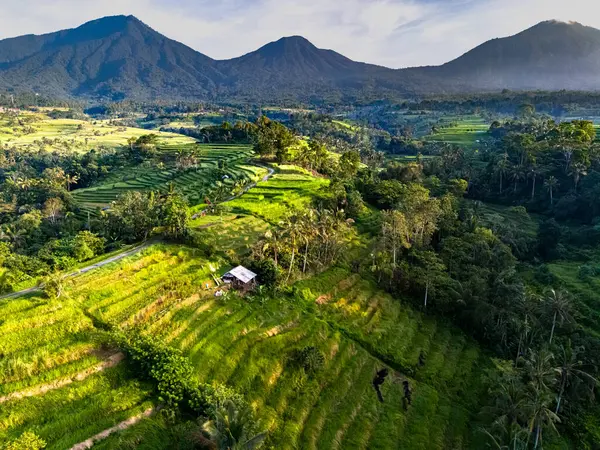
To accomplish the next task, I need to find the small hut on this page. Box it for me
[222,266,258,291]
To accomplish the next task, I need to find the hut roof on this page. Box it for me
[223,265,257,284]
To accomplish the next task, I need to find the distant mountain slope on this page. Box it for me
[216,35,424,102]
[436,20,600,91]
[0,16,600,102]
[0,15,224,100]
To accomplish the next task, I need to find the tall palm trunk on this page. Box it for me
[286,247,295,283]
[303,240,309,273]
[423,281,429,308]
[531,174,536,200]
[549,311,558,344]
[534,424,541,449]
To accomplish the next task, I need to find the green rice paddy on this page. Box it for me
[72,144,264,214]
[423,117,489,148]
[0,113,195,152]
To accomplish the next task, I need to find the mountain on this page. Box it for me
[0,15,224,100]
[0,16,600,102]
[435,20,600,91]
[217,35,424,103]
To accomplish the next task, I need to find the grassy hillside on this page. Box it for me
[0,165,494,449]
[0,112,195,152]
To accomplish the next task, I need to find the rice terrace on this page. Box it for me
[2,7,600,450]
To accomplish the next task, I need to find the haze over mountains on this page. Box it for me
[0,15,599,103]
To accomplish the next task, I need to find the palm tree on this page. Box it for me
[544,176,559,206]
[553,340,598,415]
[569,162,588,190]
[0,226,26,250]
[202,400,266,450]
[484,377,529,450]
[545,289,573,345]
[299,210,316,273]
[261,229,282,267]
[525,384,560,450]
[510,165,527,194]
[283,213,302,283]
[494,154,510,194]
[65,173,79,191]
[528,166,539,200]
[523,347,557,393]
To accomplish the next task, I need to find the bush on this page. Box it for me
[188,233,217,258]
[110,330,246,419]
[290,346,325,376]
[248,258,283,288]
[534,264,558,285]
[5,431,46,450]
[110,330,195,409]
[579,264,599,281]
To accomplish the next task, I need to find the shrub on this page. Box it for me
[290,346,325,376]
[579,264,598,281]
[5,431,46,450]
[248,258,283,288]
[534,264,558,285]
[110,330,246,420]
[188,233,217,258]
[110,330,194,409]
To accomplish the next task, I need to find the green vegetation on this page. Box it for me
[423,116,489,148]
[72,144,259,211]
[0,111,194,153]
[2,105,600,450]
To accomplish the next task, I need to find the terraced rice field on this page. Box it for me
[227,165,330,223]
[0,294,154,449]
[0,114,194,152]
[0,166,490,449]
[72,144,263,215]
[548,260,600,336]
[424,117,489,148]
[191,215,271,256]
[30,243,485,449]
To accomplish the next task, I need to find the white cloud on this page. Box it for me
[0,0,599,68]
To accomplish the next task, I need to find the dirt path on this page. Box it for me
[69,407,157,450]
[0,353,124,404]
[0,241,156,301]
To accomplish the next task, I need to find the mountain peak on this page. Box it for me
[65,15,150,40]
[254,35,318,56]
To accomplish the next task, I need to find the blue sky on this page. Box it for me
[0,0,598,67]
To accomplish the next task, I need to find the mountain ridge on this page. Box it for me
[1,15,599,102]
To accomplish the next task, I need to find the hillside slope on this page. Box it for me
[1,17,600,101]
[0,15,224,100]
[435,20,600,90]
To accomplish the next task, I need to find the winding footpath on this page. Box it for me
[0,165,275,302]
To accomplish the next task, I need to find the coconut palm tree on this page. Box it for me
[545,289,573,345]
[510,165,527,194]
[494,154,510,194]
[553,340,598,415]
[261,229,282,267]
[299,210,316,273]
[569,162,588,190]
[525,384,560,450]
[202,400,266,450]
[544,176,559,206]
[65,173,79,191]
[484,377,529,450]
[283,213,302,283]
